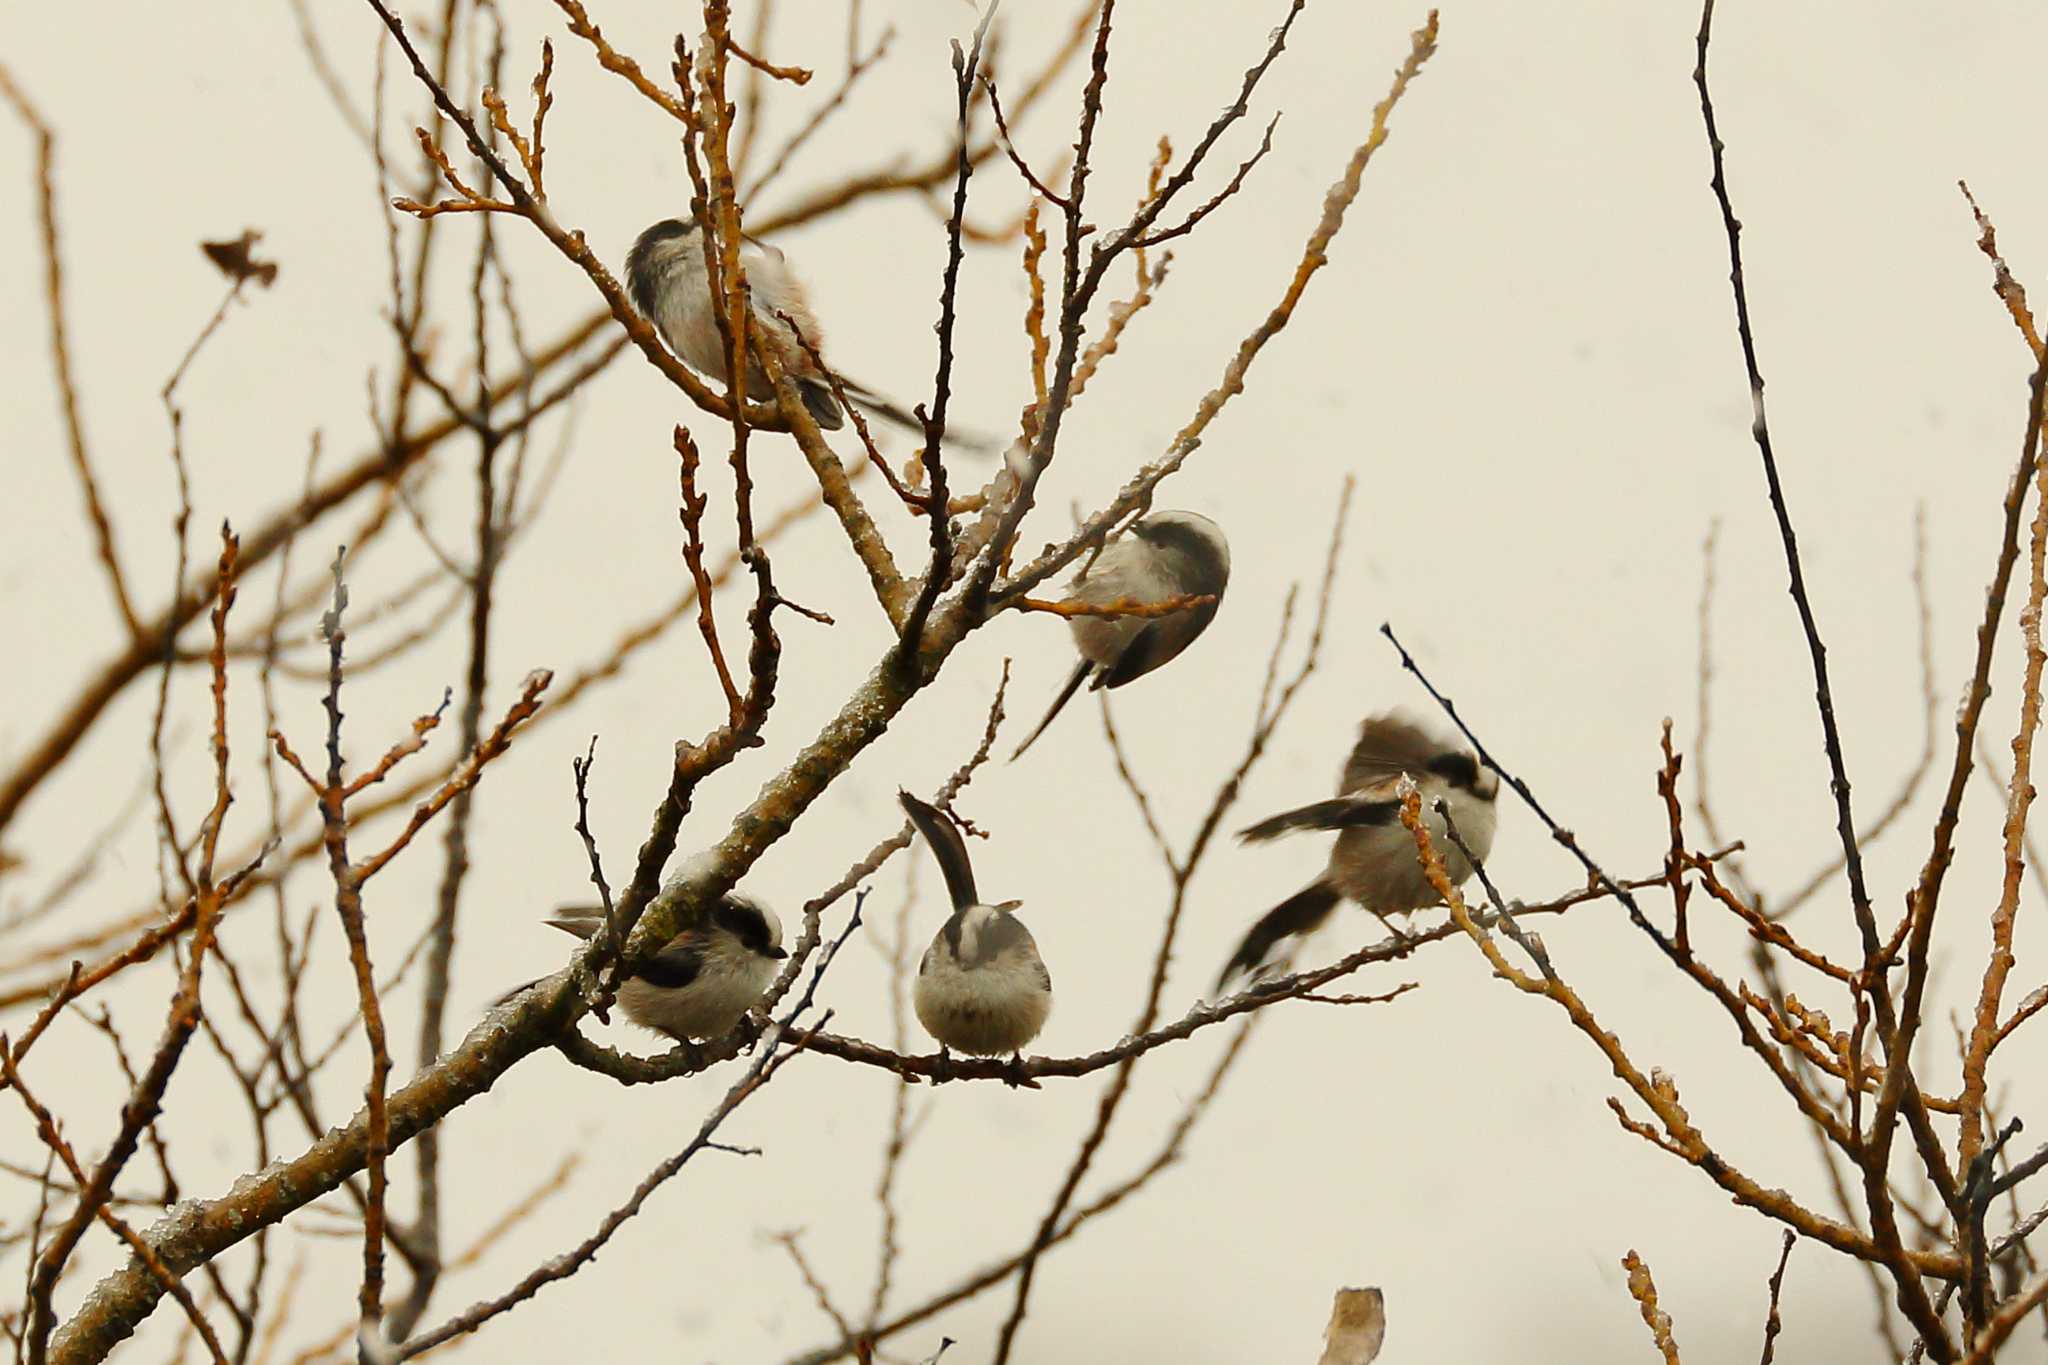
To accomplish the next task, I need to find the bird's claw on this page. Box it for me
[1370,910,1414,943]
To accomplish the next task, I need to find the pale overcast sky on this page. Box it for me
[4,2,2048,1360]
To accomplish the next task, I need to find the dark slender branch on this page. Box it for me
[742,25,895,202]
[1394,640,1868,1159]
[0,1045,229,1365]
[1879,365,2048,1326]
[991,483,1350,1361]
[1758,1232,1796,1365]
[568,676,1015,1086]
[390,295,508,1342]
[792,890,1606,1086]
[1772,507,1939,920]
[675,428,745,726]
[0,313,617,843]
[33,10,1456,1357]
[370,0,800,432]
[899,14,991,659]
[304,551,398,1345]
[18,533,244,1365]
[399,898,868,1358]
[0,69,141,639]
[789,1013,1256,1365]
[1696,12,1968,1286]
[1128,113,1278,249]
[1961,1119,2029,1325]
[1694,0,1880,976]
[774,1231,857,1343]
[985,9,1436,615]
[1381,622,1672,954]
[980,73,1068,207]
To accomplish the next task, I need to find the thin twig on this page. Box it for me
[1758,1232,1796,1365]
[0,68,140,638]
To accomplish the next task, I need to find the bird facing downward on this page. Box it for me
[1216,711,1499,990]
[626,217,849,430]
[1010,510,1232,760]
[516,893,787,1042]
[901,791,1053,1059]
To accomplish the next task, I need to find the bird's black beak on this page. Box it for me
[768,946,789,959]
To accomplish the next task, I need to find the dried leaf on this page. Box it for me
[200,229,279,288]
[1319,1286,1386,1365]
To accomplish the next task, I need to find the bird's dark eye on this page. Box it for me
[714,897,774,954]
[1426,751,1481,790]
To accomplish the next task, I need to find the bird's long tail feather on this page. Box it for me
[796,377,846,431]
[835,375,1000,455]
[544,907,606,940]
[899,791,981,910]
[1216,880,1344,992]
[493,976,546,1009]
[1010,660,1094,761]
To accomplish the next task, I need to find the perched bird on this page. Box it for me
[1217,712,1498,989]
[508,894,787,1042]
[1010,510,1232,760]
[1318,1287,1387,1365]
[901,791,1053,1059]
[626,217,932,438]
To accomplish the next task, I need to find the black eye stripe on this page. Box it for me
[1425,752,1480,790]
[1134,518,1210,561]
[712,897,773,954]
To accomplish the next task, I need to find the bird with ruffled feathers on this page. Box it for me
[1218,711,1498,990]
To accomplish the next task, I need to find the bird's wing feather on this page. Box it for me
[901,792,979,910]
[1096,600,1219,690]
[1238,790,1401,842]
[970,911,1040,971]
[634,938,706,991]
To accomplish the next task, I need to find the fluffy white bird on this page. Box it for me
[1218,711,1498,989]
[512,894,787,1042]
[626,217,932,438]
[900,792,1052,1059]
[1011,510,1232,760]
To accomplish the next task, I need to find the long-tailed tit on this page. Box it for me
[505,893,787,1042]
[1010,510,1232,760]
[1217,711,1498,989]
[900,791,1053,1059]
[627,217,938,439]
[1318,1287,1387,1365]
